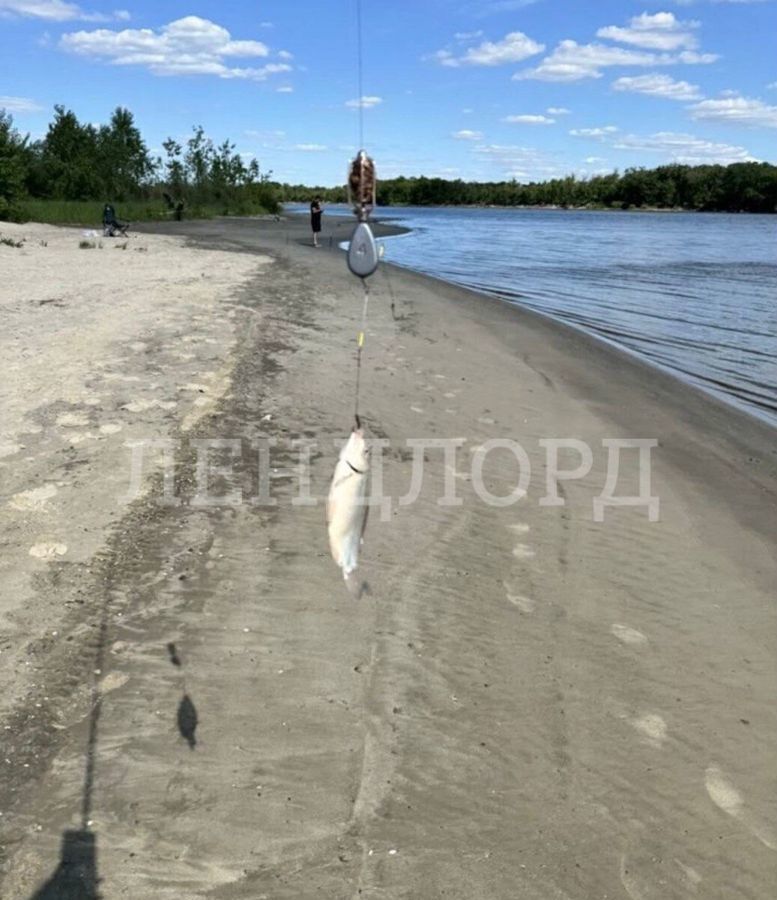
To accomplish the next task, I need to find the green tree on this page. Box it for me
[97,107,155,200]
[39,105,101,199]
[0,110,29,219]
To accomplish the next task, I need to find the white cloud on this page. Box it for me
[453,30,483,41]
[613,131,757,163]
[503,114,555,124]
[585,156,606,164]
[515,38,717,82]
[294,143,327,151]
[433,31,544,67]
[516,13,716,83]
[572,121,757,163]
[768,82,777,90]
[345,95,383,108]
[676,50,718,63]
[452,129,484,140]
[597,12,699,51]
[515,42,650,81]
[473,143,564,180]
[689,95,777,127]
[59,16,292,80]
[277,49,293,60]
[570,126,619,139]
[0,94,43,112]
[613,73,703,100]
[547,106,570,115]
[276,85,294,93]
[0,0,80,18]
[0,0,129,21]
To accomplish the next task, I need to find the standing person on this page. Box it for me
[310,196,323,247]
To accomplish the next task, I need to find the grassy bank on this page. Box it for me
[16,198,277,227]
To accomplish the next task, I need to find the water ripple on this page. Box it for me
[377,207,777,426]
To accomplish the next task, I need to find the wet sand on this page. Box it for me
[0,214,775,899]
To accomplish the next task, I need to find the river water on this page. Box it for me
[293,205,777,425]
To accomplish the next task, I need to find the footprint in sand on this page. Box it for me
[632,713,667,748]
[506,592,535,613]
[65,431,94,445]
[123,398,177,413]
[705,765,776,850]
[611,624,648,646]
[508,523,530,535]
[9,484,58,511]
[99,671,130,694]
[56,412,90,428]
[674,859,702,892]
[0,442,22,459]
[29,542,68,559]
[512,543,535,560]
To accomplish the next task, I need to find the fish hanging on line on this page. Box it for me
[327,418,370,591]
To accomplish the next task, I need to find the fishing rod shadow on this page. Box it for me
[28,583,114,898]
[167,642,199,750]
[28,829,100,900]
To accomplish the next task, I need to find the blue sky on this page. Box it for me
[1,0,776,185]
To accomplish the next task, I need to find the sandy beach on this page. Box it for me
[0,214,775,899]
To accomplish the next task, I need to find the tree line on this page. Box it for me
[1,104,278,221]
[4,103,775,220]
[277,162,777,214]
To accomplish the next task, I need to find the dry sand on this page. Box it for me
[0,215,775,899]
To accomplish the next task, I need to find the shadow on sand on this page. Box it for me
[29,583,111,899]
[29,829,99,900]
[168,642,198,750]
[29,636,200,896]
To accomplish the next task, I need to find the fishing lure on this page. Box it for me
[347,150,379,279]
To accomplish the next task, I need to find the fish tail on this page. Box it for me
[344,569,368,599]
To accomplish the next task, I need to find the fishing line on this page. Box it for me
[347,0,379,425]
[381,255,398,320]
[356,0,365,152]
[354,277,370,420]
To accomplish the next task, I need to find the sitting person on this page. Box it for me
[102,203,129,237]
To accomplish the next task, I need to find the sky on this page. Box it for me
[1,0,776,186]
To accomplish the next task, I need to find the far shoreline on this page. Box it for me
[285,201,775,216]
